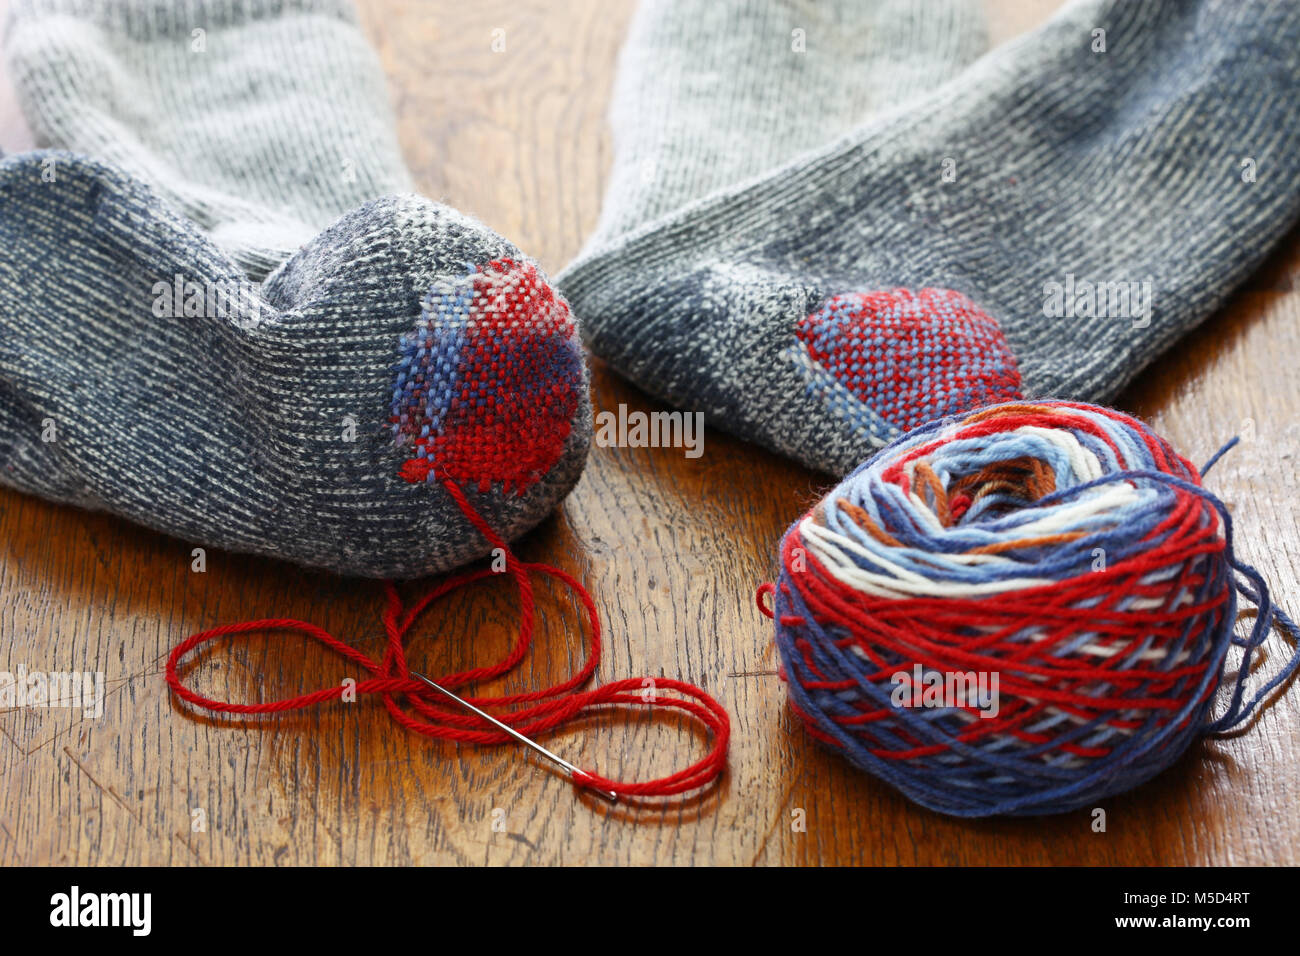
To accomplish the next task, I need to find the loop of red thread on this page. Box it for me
[756,582,776,619]
[165,478,730,799]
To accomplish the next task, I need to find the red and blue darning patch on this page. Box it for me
[389,258,583,494]
[794,288,1022,434]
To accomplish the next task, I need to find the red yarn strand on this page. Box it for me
[165,477,729,800]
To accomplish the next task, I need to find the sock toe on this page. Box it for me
[791,287,1022,435]
[390,257,586,496]
[568,255,1024,476]
[257,193,592,576]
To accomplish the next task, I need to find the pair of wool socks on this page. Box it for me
[0,0,590,577]
[559,0,1300,475]
[6,0,1299,576]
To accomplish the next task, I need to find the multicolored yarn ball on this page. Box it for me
[762,401,1299,817]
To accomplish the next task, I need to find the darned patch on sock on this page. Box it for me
[389,259,584,494]
[791,288,1022,436]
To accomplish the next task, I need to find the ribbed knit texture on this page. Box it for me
[559,0,1300,476]
[0,0,591,578]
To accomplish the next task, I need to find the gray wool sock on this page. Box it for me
[560,0,1300,476]
[0,1,591,578]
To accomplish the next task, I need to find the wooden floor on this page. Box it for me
[2,0,1298,866]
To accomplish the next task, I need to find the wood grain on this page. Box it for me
[1,0,1297,866]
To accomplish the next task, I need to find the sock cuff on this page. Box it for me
[5,0,361,40]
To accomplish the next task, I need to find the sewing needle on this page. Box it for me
[407,670,619,803]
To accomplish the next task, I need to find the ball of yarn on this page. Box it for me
[766,401,1297,817]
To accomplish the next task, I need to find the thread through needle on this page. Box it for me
[407,670,619,802]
